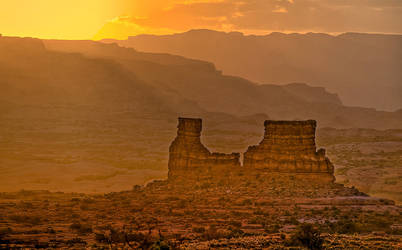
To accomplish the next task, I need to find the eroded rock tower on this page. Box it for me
[168,118,240,180]
[168,118,334,183]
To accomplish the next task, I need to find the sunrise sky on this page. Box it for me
[1,0,401,40]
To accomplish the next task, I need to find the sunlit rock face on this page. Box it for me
[168,118,334,183]
[244,120,334,173]
[168,117,240,181]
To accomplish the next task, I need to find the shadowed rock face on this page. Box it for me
[168,118,240,180]
[168,118,335,183]
[244,120,334,174]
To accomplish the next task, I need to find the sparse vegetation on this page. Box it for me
[286,224,324,250]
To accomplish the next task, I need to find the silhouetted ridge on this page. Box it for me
[113,30,402,111]
[0,36,401,129]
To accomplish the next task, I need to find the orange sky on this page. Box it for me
[1,0,401,40]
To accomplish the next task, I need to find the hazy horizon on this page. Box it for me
[1,0,402,40]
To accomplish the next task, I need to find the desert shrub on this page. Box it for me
[71,198,80,202]
[388,227,402,235]
[176,200,187,209]
[0,227,12,243]
[264,224,280,234]
[26,229,41,234]
[71,213,80,219]
[95,233,108,243]
[202,225,225,240]
[34,241,49,248]
[217,180,225,186]
[192,226,206,233]
[286,223,324,250]
[311,209,323,215]
[70,222,92,235]
[249,216,267,227]
[228,220,242,228]
[70,222,81,230]
[9,215,42,225]
[285,216,300,225]
[151,240,171,250]
[333,220,358,234]
[165,196,180,201]
[82,198,95,204]
[8,215,24,223]
[227,227,244,238]
[253,208,266,215]
[241,199,253,206]
[368,216,392,229]
[66,237,86,245]
[200,182,211,189]
[18,202,34,209]
[218,196,227,202]
[95,228,126,244]
[96,227,174,249]
[0,227,12,235]
[80,204,90,210]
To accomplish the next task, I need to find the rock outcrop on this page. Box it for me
[244,120,334,172]
[168,118,335,183]
[168,118,240,180]
[244,120,334,182]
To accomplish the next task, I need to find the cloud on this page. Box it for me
[94,0,402,39]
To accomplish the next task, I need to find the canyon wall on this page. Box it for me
[168,118,334,183]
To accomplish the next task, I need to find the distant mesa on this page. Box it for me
[168,117,335,183]
[112,30,402,111]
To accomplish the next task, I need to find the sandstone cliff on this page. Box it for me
[168,118,335,183]
[168,118,240,181]
[244,120,334,172]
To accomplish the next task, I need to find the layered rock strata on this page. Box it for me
[168,118,335,183]
[168,117,240,180]
[244,120,334,172]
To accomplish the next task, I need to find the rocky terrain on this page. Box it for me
[0,118,401,249]
[0,185,400,249]
[317,128,402,204]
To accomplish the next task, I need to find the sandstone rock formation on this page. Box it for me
[168,118,240,180]
[244,120,334,172]
[168,118,335,183]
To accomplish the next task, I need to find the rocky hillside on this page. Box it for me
[107,30,402,111]
[43,38,402,129]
